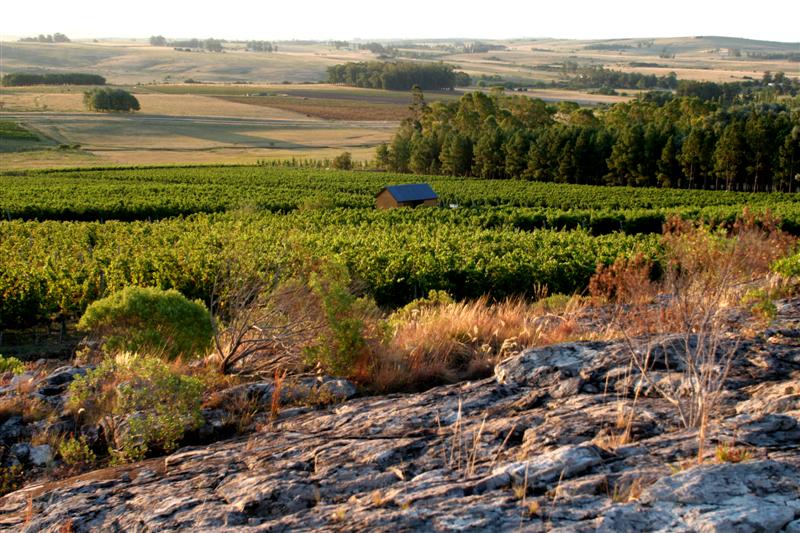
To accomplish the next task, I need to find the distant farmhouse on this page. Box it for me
[376,183,438,209]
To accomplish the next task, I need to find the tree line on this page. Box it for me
[18,33,70,43]
[245,41,276,52]
[1,73,106,86]
[149,36,224,52]
[745,52,800,62]
[676,73,799,105]
[376,88,800,192]
[149,36,276,53]
[557,65,678,90]
[327,61,471,91]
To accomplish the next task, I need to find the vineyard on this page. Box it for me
[0,165,796,329]
[2,166,798,225]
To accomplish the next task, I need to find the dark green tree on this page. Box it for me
[503,130,530,179]
[607,124,645,186]
[778,125,800,192]
[473,118,505,178]
[439,132,473,176]
[657,135,682,188]
[409,131,440,174]
[83,88,140,112]
[745,112,775,191]
[714,120,747,191]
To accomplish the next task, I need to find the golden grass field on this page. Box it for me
[0,90,316,120]
[0,109,395,169]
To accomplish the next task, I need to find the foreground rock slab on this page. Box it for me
[2,301,800,532]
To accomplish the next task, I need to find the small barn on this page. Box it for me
[376,183,438,209]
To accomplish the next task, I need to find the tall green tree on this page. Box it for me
[657,135,682,188]
[409,131,440,174]
[439,132,473,176]
[778,125,800,192]
[473,118,505,179]
[714,120,747,191]
[607,124,645,186]
[677,124,719,189]
[375,143,391,170]
[503,130,530,179]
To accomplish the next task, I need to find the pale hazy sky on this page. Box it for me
[2,0,799,43]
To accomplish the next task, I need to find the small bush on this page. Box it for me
[602,211,796,463]
[78,286,213,360]
[390,290,454,325]
[741,288,778,322]
[715,443,752,463]
[0,465,24,496]
[66,354,204,463]
[210,254,384,378]
[332,151,354,170]
[303,263,381,377]
[589,253,655,305]
[773,252,800,279]
[0,355,25,375]
[58,435,96,466]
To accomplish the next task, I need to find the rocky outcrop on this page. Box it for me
[1,300,800,532]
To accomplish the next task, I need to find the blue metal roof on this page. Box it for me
[380,183,438,202]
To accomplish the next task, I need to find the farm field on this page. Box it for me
[0,90,316,120]
[0,84,432,168]
[1,165,797,330]
[0,109,395,169]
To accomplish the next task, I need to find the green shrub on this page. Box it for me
[0,465,23,496]
[77,286,213,360]
[390,290,454,325]
[773,252,800,278]
[66,354,204,463]
[0,355,25,375]
[58,435,96,466]
[742,288,778,321]
[303,263,380,377]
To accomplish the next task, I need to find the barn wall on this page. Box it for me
[376,191,399,209]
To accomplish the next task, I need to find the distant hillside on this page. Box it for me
[0,36,796,85]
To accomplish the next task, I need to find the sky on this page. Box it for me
[2,0,799,43]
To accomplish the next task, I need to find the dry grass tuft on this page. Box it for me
[715,442,753,463]
[372,293,587,391]
[221,392,262,434]
[611,477,644,503]
[271,369,286,422]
